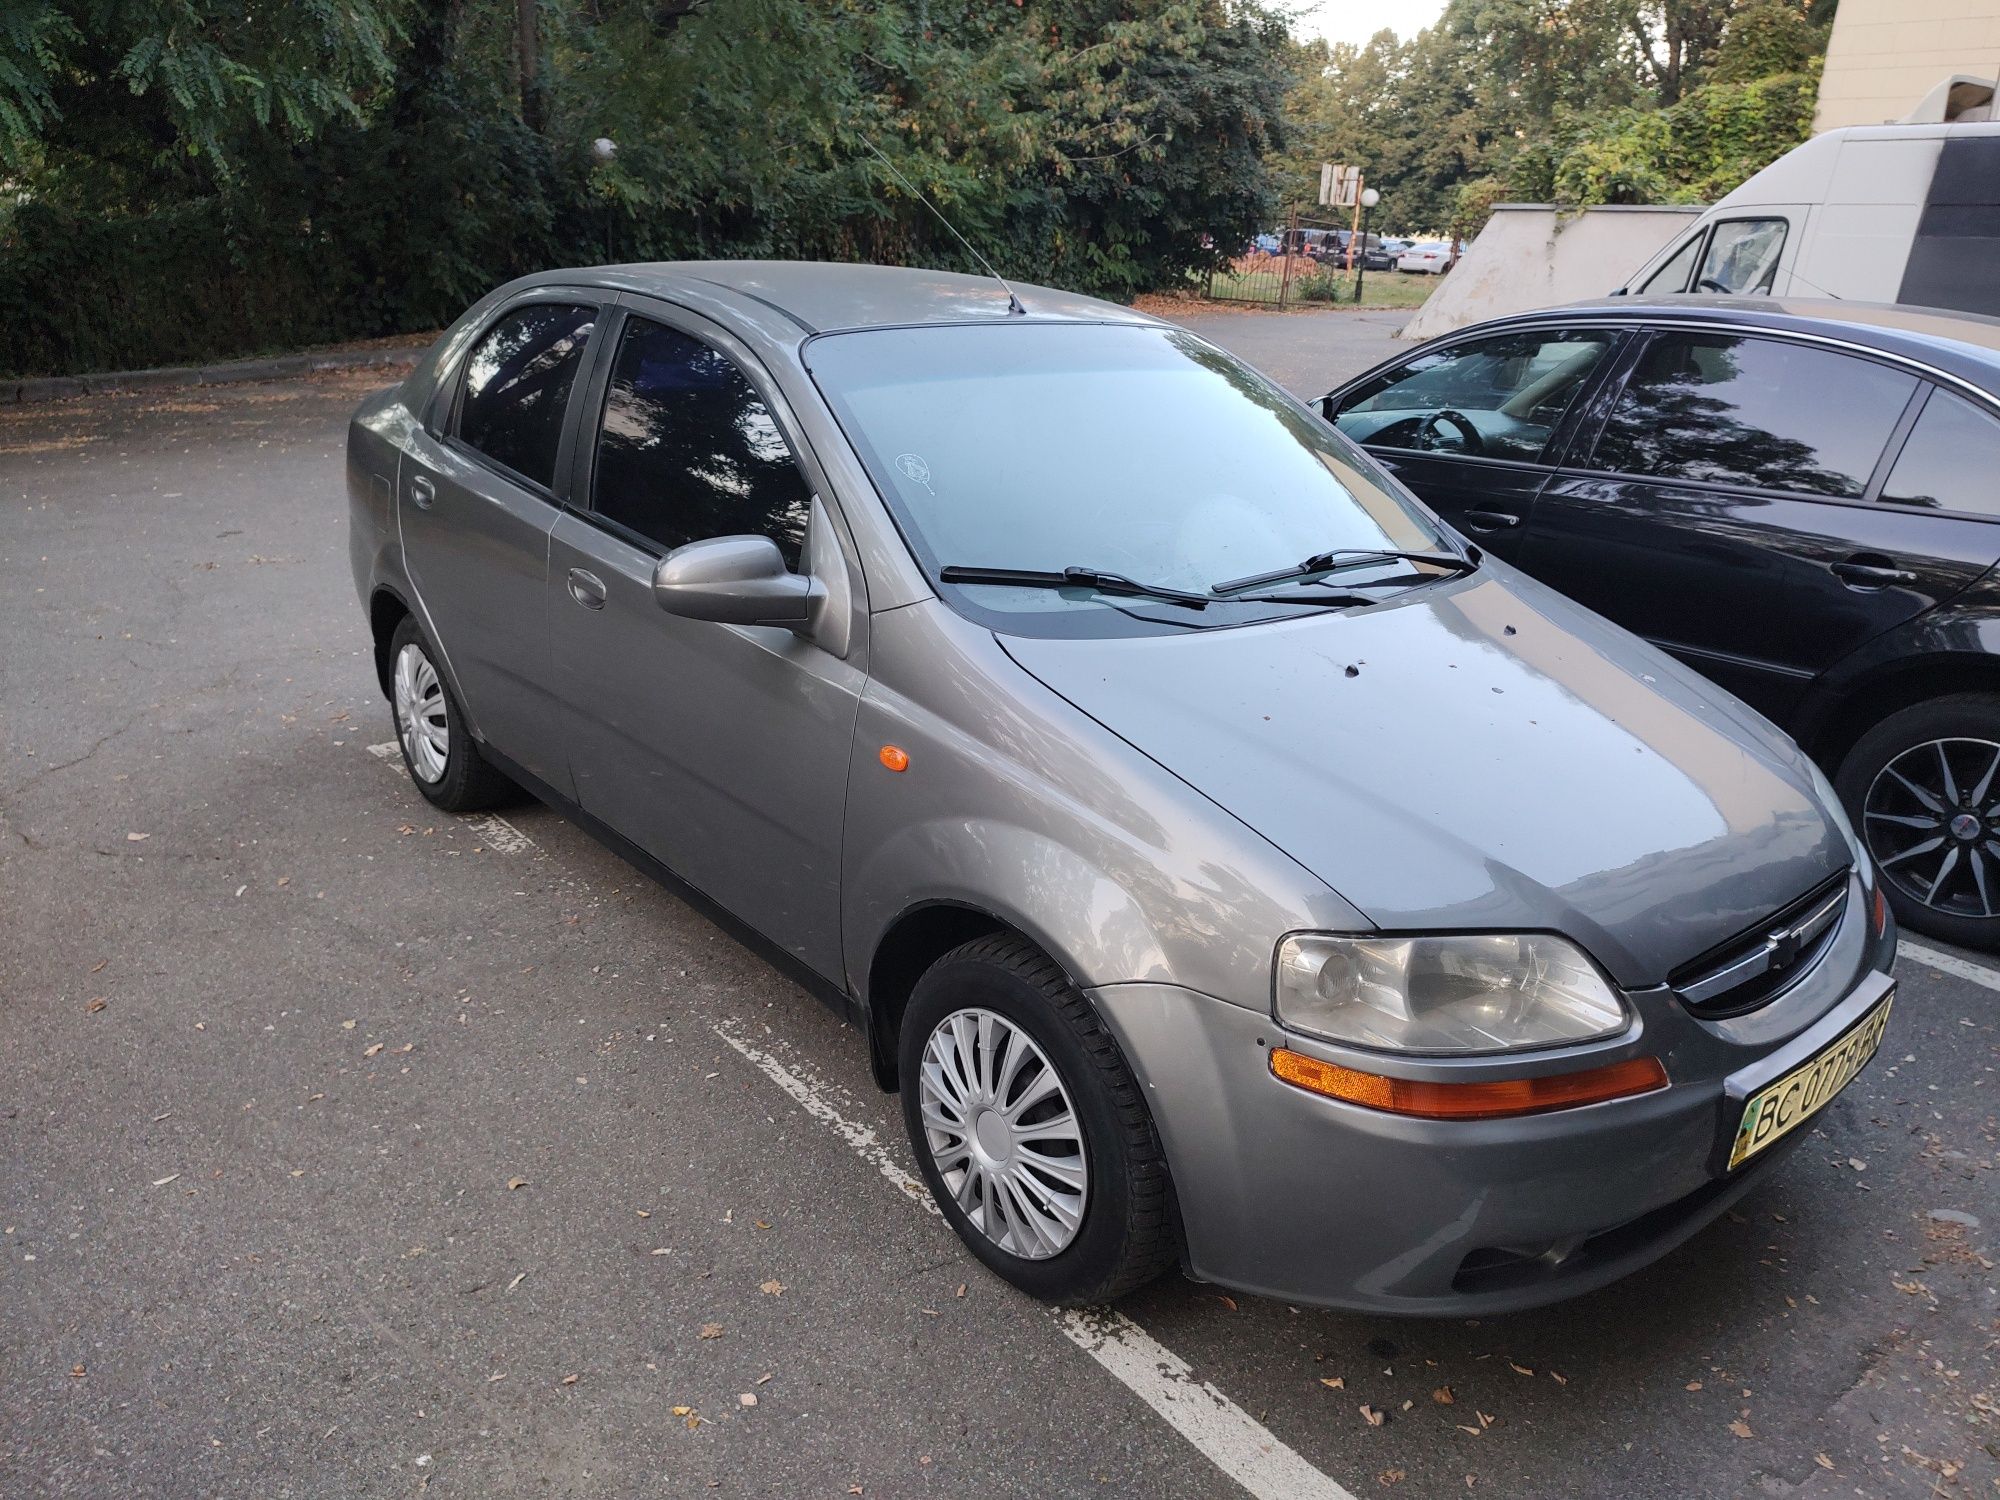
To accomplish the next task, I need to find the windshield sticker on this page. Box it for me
[895,453,935,496]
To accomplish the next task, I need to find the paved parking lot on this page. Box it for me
[3,310,1997,1498]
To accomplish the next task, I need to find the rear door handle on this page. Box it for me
[408,475,436,510]
[1463,509,1520,531]
[1831,555,1916,590]
[567,568,607,610]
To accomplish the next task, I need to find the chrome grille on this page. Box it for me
[1669,875,1848,1018]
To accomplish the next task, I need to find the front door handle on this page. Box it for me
[567,568,607,610]
[1831,555,1916,590]
[409,475,436,510]
[1463,509,1520,531]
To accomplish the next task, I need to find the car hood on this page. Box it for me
[999,568,1852,987]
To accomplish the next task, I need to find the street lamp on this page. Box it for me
[1355,187,1381,305]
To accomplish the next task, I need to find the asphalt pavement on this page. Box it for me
[3,308,1996,1499]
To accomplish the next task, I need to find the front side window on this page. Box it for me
[1695,219,1786,294]
[457,303,596,490]
[806,323,1450,635]
[591,317,813,565]
[1880,388,2000,516]
[1641,233,1705,293]
[1590,332,1915,498]
[1332,329,1617,463]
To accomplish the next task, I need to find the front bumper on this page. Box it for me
[1090,875,1897,1316]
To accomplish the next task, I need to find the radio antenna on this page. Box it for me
[860,136,1026,316]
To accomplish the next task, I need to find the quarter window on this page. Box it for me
[1641,233,1705,293]
[592,317,812,565]
[457,303,596,490]
[1695,219,1786,294]
[1880,388,2000,516]
[1591,333,1916,498]
[1332,329,1617,463]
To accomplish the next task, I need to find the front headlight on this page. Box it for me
[1274,932,1628,1054]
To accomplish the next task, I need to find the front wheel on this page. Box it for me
[899,935,1179,1304]
[1836,692,2000,950]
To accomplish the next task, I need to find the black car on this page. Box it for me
[1323,296,2000,949]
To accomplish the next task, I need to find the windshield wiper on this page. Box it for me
[939,564,1210,610]
[1210,547,1477,597]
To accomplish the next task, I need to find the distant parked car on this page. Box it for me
[1324,295,2000,948]
[1397,242,1452,274]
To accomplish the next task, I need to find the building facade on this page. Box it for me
[1816,0,2000,129]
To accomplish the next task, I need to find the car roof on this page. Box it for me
[1475,294,2000,388]
[515,260,1156,336]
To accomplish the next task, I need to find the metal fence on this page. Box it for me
[1201,209,1363,308]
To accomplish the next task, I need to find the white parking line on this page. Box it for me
[364,741,538,854]
[713,1020,1357,1500]
[1899,937,2000,992]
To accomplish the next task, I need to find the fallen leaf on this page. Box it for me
[1432,1385,1455,1404]
[126,832,149,842]
[69,1364,85,1378]
[362,1042,383,1058]
[1815,1454,1835,1471]
[738,1393,758,1407]
[1685,1381,1703,1392]
[1379,1469,1406,1486]
[506,1272,526,1292]
[1359,1403,1385,1427]
[754,1219,771,1230]
[1458,1424,1483,1437]
[1548,1370,1567,1386]
[672,1405,692,1417]
[1214,1294,1238,1311]
[1320,1376,1346,1390]
[84,997,107,1014]
[341,1019,357,1030]
[1476,1411,1495,1430]
[759,1279,786,1296]
[1729,1419,1754,1439]
[635,1209,650,1219]
[755,1372,772,1385]
[698,1323,723,1340]
[1847,1157,1866,1171]
[152,1174,180,1187]
[562,1374,579,1386]
[506,1176,528,1191]
[955,1283,967,1298]
[1507,1361,1534,1377]
[649,1248,671,1256]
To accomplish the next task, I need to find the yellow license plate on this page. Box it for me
[1729,991,1894,1170]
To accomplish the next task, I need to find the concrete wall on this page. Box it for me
[1397,205,1703,341]
[1816,0,2000,130]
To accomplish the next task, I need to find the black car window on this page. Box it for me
[1642,232,1705,293]
[1332,329,1616,463]
[1590,332,1916,498]
[456,303,596,490]
[1880,388,2000,516]
[591,317,812,566]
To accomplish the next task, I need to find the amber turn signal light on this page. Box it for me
[1269,1048,1668,1121]
[878,744,911,773]
[1869,883,1888,937]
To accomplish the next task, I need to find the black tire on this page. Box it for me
[898,934,1179,1304]
[386,615,516,814]
[1835,692,2000,950]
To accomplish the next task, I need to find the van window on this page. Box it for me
[1695,219,1786,294]
[1642,234,1705,293]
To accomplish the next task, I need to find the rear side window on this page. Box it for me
[1880,388,2000,516]
[1590,332,1916,498]
[457,303,596,490]
[591,317,812,565]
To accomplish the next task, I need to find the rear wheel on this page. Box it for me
[1837,693,2000,950]
[387,616,515,814]
[899,935,1178,1304]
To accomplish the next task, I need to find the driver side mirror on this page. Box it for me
[652,535,823,628]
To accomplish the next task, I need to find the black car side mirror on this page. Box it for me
[652,535,823,628]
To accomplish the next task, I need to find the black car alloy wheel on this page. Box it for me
[1863,736,2000,920]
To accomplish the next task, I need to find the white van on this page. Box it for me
[1620,106,2000,315]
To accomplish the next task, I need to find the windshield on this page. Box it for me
[804,322,1451,635]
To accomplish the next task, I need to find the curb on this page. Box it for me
[1,341,431,406]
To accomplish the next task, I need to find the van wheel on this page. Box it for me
[387,616,515,814]
[899,935,1179,1304]
[1836,693,2000,950]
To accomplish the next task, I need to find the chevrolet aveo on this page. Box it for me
[347,262,1899,1313]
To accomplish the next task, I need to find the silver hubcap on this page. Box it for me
[917,1009,1088,1260]
[1864,736,2000,919]
[392,643,449,785]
